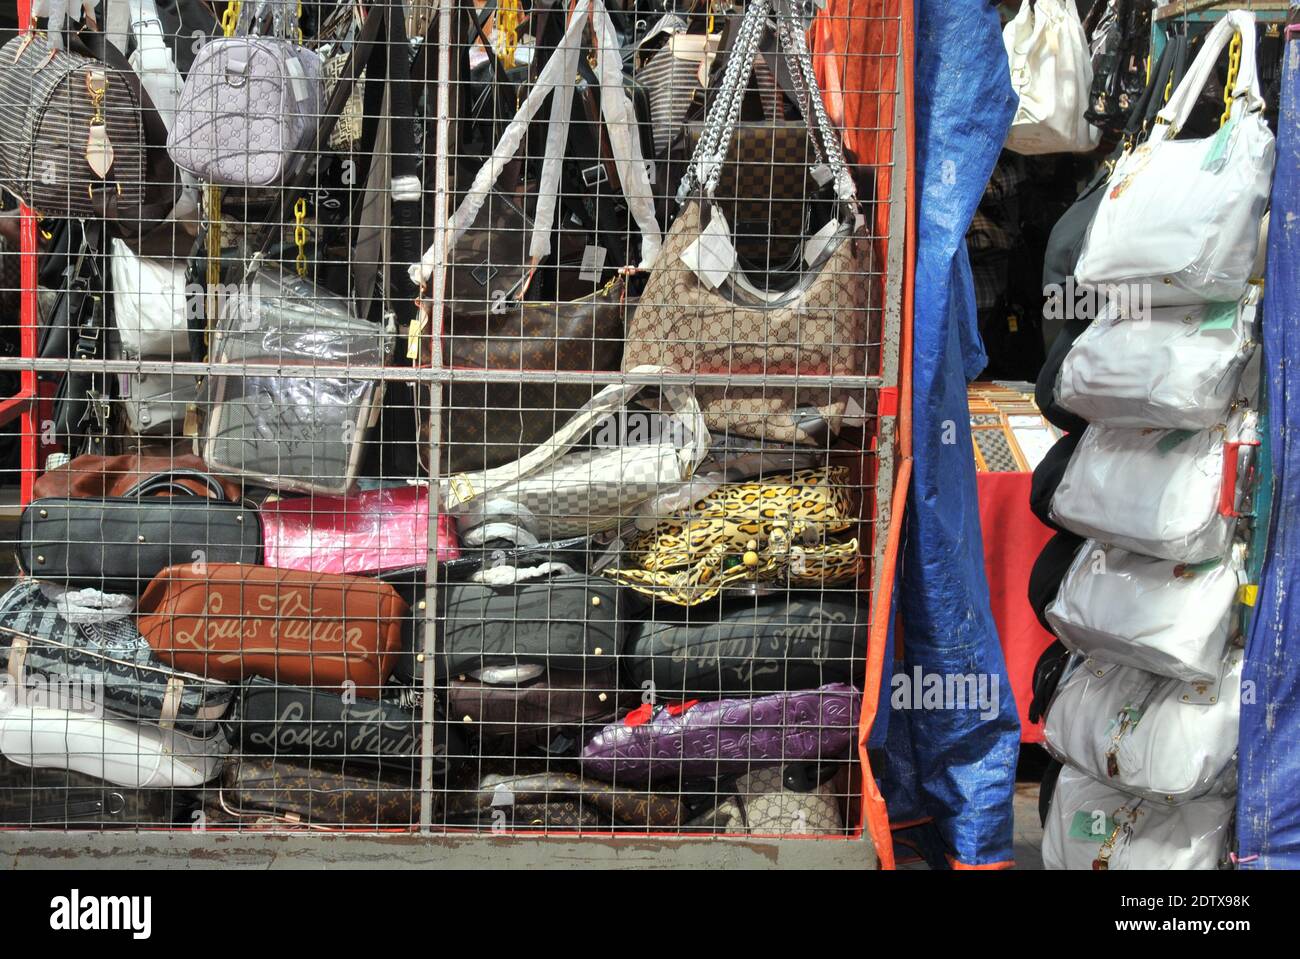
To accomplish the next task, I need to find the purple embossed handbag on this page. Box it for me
[580,683,861,784]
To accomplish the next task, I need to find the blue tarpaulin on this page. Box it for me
[879,0,1024,867]
[1238,17,1300,870]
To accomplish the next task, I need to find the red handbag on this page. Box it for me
[137,565,407,693]
[260,485,460,576]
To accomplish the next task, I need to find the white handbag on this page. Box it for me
[1044,648,1241,805]
[1056,287,1259,430]
[109,238,191,359]
[1050,408,1257,563]
[0,699,228,789]
[1044,764,1232,870]
[441,367,710,540]
[1047,541,1244,684]
[1075,12,1275,305]
[1002,0,1100,155]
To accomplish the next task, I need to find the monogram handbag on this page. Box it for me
[0,580,232,736]
[201,268,391,496]
[214,756,420,826]
[1047,541,1244,684]
[602,467,864,606]
[622,0,874,444]
[1043,649,1241,805]
[0,697,230,790]
[1050,408,1258,563]
[0,756,194,827]
[1075,13,1275,306]
[224,677,464,768]
[686,764,845,834]
[438,368,710,540]
[446,671,616,754]
[624,591,868,698]
[580,682,862,784]
[1055,289,1259,431]
[1043,764,1232,870]
[137,564,407,694]
[18,470,263,594]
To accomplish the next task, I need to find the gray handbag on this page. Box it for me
[168,35,323,186]
[117,371,198,437]
[201,268,390,495]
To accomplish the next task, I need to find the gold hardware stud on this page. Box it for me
[598,693,608,702]
[417,600,426,611]
[137,535,146,543]
[462,715,473,723]
[38,509,47,518]
[35,555,44,564]
[590,596,601,607]
[593,647,603,656]
[742,551,759,567]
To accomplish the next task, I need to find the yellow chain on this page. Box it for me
[219,0,241,36]
[497,0,521,69]
[1221,31,1243,128]
[707,0,717,35]
[293,197,309,277]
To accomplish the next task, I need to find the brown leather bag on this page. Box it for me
[32,452,243,501]
[137,565,406,693]
[214,757,420,827]
[446,672,617,752]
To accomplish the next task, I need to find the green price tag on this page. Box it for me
[1199,302,1237,331]
[1201,117,1237,172]
[1157,429,1197,454]
[1070,810,1117,841]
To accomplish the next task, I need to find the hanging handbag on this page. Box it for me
[624,591,868,698]
[0,699,229,790]
[1043,764,1231,870]
[109,238,191,359]
[602,467,864,607]
[445,670,617,754]
[1050,408,1258,563]
[622,0,873,444]
[201,268,391,496]
[438,368,710,540]
[260,485,460,576]
[137,564,407,694]
[1055,287,1259,431]
[0,756,193,827]
[1002,0,1101,155]
[1043,649,1241,805]
[18,470,263,594]
[213,756,420,826]
[1047,541,1244,684]
[0,580,232,736]
[1075,13,1275,305]
[580,682,861,784]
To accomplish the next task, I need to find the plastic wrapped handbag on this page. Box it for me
[1050,408,1259,563]
[1002,0,1100,155]
[602,467,864,607]
[1046,541,1245,683]
[1055,287,1259,431]
[201,268,391,496]
[1075,12,1275,305]
[1043,764,1232,870]
[1043,648,1241,805]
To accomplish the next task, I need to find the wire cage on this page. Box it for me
[0,0,907,867]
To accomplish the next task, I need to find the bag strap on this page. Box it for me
[1153,11,1262,140]
[121,469,229,501]
[441,365,711,509]
[411,0,663,288]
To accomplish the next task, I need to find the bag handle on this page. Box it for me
[121,469,230,502]
[441,365,711,509]
[1153,11,1262,141]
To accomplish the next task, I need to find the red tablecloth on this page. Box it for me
[977,471,1056,743]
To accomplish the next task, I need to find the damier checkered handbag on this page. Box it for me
[438,366,710,540]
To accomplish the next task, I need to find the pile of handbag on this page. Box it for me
[1030,12,1274,870]
[0,0,880,835]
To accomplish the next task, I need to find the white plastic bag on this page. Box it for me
[1043,764,1232,870]
[1044,649,1241,804]
[1050,409,1256,563]
[1047,541,1243,684]
[1056,288,1259,430]
[1003,0,1100,155]
[1075,12,1275,305]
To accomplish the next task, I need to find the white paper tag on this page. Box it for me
[804,219,841,267]
[680,211,736,289]
[579,244,607,282]
[285,56,310,105]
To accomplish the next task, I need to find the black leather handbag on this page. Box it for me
[224,677,465,769]
[0,757,195,827]
[18,470,262,594]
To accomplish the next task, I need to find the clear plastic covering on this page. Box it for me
[1047,541,1244,683]
[1044,648,1241,804]
[1043,764,1232,870]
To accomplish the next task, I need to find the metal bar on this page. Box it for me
[1153,0,1291,21]
[0,390,34,430]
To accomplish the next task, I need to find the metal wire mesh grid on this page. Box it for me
[0,0,905,847]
